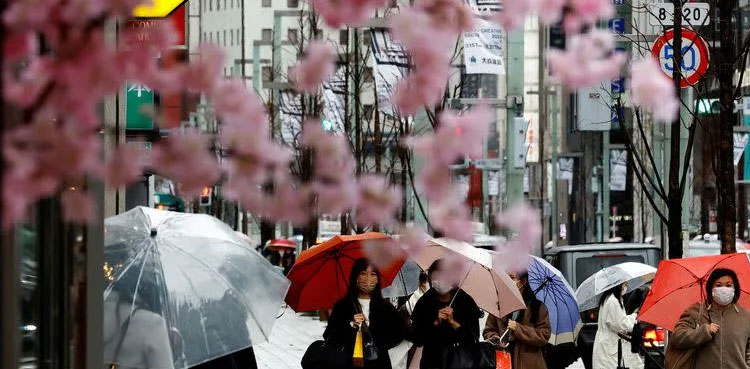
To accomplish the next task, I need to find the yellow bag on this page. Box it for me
[353,327,364,367]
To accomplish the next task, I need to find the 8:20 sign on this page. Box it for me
[649,3,711,27]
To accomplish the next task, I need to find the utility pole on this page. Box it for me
[716,0,739,253]
[666,0,683,258]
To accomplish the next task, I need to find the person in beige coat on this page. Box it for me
[483,272,551,369]
[666,268,750,369]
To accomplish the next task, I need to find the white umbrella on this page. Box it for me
[575,262,656,312]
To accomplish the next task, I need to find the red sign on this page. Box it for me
[651,28,709,88]
[125,4,185,46]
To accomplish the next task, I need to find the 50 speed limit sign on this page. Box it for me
[651,28,710,88]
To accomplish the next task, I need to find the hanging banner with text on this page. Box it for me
[610,149,628,191]
[464,0,501,15]
[463,19,505,75]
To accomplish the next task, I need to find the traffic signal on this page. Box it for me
[199,186,212,206]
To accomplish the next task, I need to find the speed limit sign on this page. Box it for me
[651,28,709,88]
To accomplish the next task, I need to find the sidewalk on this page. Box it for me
[254,307,586,369]
[254,308,326,369]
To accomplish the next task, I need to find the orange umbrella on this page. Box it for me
[637,253,750,331]
[285,232,404,312]
[267,239,297,252]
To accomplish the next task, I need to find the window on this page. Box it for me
[361,31,371,47]
[223,30,227,46]
[287,0,298,7]
[262,28,272,41]
[224,0,227,9]
[209,0,212,11]
[202,32,206,42]
[262,0,271,7]
[339,29,349,44]
[231,29,234,45]
[288,29,298,44]
[217,0,220,10]
[262,66,272,83]
[230,0,233,8]
[389,0,398,7]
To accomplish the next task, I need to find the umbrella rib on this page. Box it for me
[104,244,150,300]
[164,241,272,341]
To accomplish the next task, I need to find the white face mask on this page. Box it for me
[713,286,735,306]
[431,279,454,295]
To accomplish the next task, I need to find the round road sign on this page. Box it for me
[651,28,709,88]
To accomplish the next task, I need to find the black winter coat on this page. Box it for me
[324,296,406,369]
[410,289,482,369]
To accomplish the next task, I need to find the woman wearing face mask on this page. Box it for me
[324,258,406,369]
[666,268,750,369]
[409,259,482,369]
[483,271,551,369]
[591,282,644,369]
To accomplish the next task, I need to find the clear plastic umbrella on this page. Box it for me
[103,207,290,369]
[382,260,422,298]
[575,262,656,312]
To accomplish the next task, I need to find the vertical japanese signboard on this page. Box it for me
[126,83,155,130]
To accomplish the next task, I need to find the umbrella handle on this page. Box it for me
[498,328,510,343]
[448,263,475,308]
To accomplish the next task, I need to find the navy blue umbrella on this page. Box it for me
[527,256,581,345]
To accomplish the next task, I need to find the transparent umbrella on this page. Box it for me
[103,207,290,369]
[575,262,656,312]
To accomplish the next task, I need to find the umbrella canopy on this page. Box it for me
[575,262,656,312]
[267,239,297,252]
[285,232,404,312]
[103,207,290,369]
[382,260,422,298]
[413,238,525,319]
[526,256,582,345]
[638,253,750,331]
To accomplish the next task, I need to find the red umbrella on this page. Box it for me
[285,232,404,312]
[637,253,750,331]
[267,239,297,252]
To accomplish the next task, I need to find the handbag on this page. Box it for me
[301,339,348,369]
[361,322,380,362]
[474,342,497,369]
[441,342,475,369]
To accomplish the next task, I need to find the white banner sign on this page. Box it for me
[463,19,505,75]
[525,117,539,163]
[488,171,499,196]
[610,149,628,191]
[734,133,749,165]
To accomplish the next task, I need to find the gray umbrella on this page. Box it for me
[103,207,290,369]
[382,260,422,298]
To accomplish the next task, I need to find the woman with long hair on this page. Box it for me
[591,282,643,369]
[666,268,750,369]
[409,259,482,369]
[324,258,406,369]
[483,271,551,369]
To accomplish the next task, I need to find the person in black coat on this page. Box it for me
[410,259,482,369]
[324,258,406,369]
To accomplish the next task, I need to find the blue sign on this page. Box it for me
[611,78,625,94]
[612,0,624,4]
[609,18,626,34]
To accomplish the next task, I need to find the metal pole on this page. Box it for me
[505,27,525,208]
[603,131,611,239]
[550,88,558,246]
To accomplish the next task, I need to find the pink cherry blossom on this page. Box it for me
[4,31,36,62]
[569,0,614,27]
[3,57,53,107]
[363,238,405,270]
[300,119,355,179]
[180,44,224,92]
[629,58,679,123]
[212,78,268,125]
[493,202,541,273]
[415,0,475,35]
[289,41,337,93]
[428,198,473,242]
[61,189,95,224]
[547,30,627,89]
[414,162,453,200]
[491,0,540,31]
[3,0,57,31]
[309,0,388,27]
[314,178,359,215]
[355,174,402,226]
[397,226,430,258]
[265,182,312,225]
[104,144,147,188]
[150,130,221,197]
[60,0,107,26]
